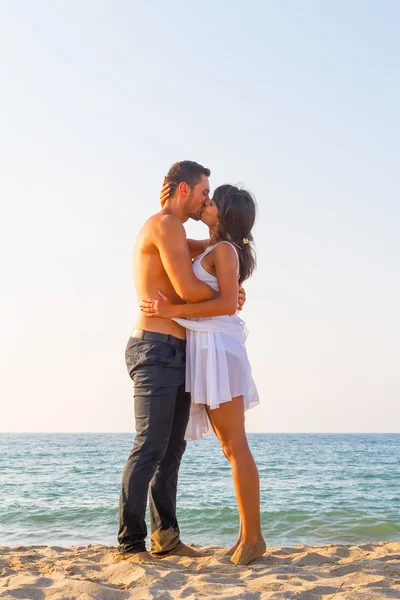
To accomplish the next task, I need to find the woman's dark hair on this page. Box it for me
[213,184,257,283]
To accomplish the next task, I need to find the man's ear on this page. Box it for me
[177,181,188,197]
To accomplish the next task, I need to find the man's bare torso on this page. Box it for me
[133,215,187,339]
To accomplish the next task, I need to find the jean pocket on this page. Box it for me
[125,340,176,372]
[152,346,176,367]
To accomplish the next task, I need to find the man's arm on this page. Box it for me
[142,243,239,318]
[155,215,217,303]
[169,243,238,316]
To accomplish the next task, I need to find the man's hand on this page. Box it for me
[160,176,171,207]
[238,285,246,311]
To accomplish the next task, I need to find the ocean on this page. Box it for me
[1,433,399,548]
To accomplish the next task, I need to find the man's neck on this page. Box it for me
[160,198,188,223]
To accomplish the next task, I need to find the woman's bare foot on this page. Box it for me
[222,538,242,556]
[230,538,266,566]
[223,522,243,556]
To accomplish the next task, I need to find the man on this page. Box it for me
[118,161,243,562]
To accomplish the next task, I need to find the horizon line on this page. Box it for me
[1,431,399,436]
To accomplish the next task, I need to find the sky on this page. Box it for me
[1,1,399,433]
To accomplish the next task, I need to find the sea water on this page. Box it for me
[1,433,399,548]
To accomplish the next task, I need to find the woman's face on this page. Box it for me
[200,197,219,229]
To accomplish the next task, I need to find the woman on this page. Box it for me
[141,184,265,566]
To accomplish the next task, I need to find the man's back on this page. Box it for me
[133,213,187,339]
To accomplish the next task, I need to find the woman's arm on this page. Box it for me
[142,243,239,318]
[187,239,210,259]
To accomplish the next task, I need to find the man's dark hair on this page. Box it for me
[166,160,210,197]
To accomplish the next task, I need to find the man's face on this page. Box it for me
[186,175,210,221]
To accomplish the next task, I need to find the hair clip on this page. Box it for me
[242,238,249,244]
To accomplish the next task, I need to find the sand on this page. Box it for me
[0,542,399,599]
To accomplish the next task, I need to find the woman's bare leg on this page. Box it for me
[216,438,242,555]
[206,406,242,555]
[206,396,265,563]
[223,519,242,556]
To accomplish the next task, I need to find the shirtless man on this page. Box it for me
[119,161,243,562]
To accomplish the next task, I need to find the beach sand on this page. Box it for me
[0,542,399,599]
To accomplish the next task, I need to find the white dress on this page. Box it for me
[173,241,259,441]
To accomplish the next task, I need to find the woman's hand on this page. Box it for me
[140,289,175,318]
[238,285,246,311]
[160,176,171,207]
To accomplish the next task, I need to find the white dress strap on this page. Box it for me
[197,241,240,278]
[198,244,216,259]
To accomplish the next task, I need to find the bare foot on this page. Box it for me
[153,543,207,558]
[222,538,242,556]
[121,550,157,564]
[230,538,267,566]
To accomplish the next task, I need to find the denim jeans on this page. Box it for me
[118,332,191,554]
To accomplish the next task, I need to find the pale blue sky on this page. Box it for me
[1,1,399,432]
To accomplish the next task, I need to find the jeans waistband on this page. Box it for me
[131,329,186,350]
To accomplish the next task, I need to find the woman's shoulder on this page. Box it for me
[213,241,240,273]
[214,240,239,258]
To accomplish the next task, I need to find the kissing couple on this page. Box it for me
[118,160,265,566]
